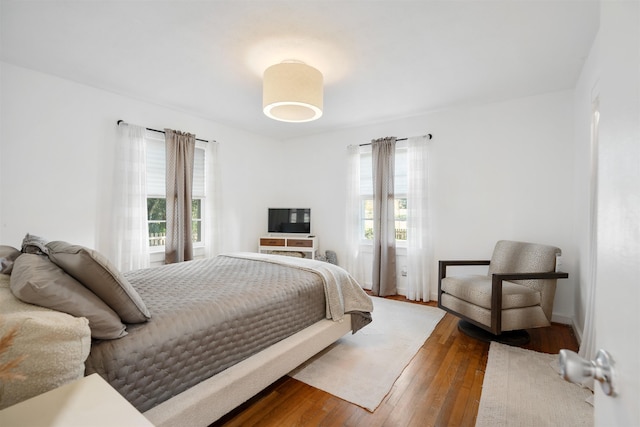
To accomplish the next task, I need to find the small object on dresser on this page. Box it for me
[326,250,338,265]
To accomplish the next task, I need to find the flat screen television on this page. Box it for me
[268,208,311,234]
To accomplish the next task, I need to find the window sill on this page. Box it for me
[359,240,408,247]
[149,245,206,267]
[149,244,205,254]
[359,242,407,254]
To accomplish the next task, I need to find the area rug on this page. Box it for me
[476,342,593,427]
[288,296,445,411]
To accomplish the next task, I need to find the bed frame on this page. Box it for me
[143,314,352,426]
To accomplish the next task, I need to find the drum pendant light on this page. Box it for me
[263,61,323,122]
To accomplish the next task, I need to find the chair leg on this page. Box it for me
[457,320,530,346]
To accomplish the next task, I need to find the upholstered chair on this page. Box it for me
[438,240,568,344]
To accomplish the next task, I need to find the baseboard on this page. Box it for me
[550,313,572,325]
[394,287,437,302]
[551,312,582,347]
[571,318,583,346]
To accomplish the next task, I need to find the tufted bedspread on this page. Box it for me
[84,254,371,413]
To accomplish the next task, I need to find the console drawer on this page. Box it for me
[260,238,286,246]
[287,239,313,248]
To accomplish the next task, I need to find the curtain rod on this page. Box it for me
[359,134,432,147]
[117,120,213,143]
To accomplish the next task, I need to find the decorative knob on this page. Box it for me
[559,349,616,396]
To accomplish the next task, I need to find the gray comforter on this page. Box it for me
[85,254,372,412]
[225,252,373,332]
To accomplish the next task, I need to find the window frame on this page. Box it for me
[358,143,408,246]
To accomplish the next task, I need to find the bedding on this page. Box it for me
[20,233,49,255]
[0,246,21,275]
[85,253,373,414]
[228,252,373,330]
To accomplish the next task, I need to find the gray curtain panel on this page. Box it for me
[164,129,196,264]
[371,137,397,296]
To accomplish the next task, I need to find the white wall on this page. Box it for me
[281,90,578,322]
[0,62,278,254]
[571,32,600,343]
[0,61,582,324]
[0,63,4,239]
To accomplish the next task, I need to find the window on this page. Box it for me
[145,132,206,249]
[359,145,408,241]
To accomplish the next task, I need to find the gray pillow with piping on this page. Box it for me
[46,241,150,323]
[10,253,127,340]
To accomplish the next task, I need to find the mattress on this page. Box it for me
[85,255,327,412]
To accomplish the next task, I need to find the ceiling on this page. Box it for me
[0,1,599,140]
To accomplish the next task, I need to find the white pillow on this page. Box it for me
[0,274,91,409]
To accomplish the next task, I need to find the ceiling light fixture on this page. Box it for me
[263,61,323,123]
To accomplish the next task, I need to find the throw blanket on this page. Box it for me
[222,253,373,332]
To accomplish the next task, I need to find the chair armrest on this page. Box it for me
[437,260,491,310]
[439,260,491,266]
[438,260,490,280]
[491,271,569,281]
[490,271,569,334]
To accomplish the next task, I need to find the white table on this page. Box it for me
[0,374,155,427]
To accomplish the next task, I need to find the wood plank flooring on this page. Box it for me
[212,297,579,427]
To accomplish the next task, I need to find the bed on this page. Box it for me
[0,242,373,426]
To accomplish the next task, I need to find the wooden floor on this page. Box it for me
[212,297,579,427]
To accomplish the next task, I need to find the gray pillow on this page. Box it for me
[46,241,150,323]
[10,253,127,340]
[0,245,21,274]
[21,233,50,255]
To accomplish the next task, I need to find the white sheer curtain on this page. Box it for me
[345,144,366,285]
[406,135,431,301]
[578,100,599,391]
[204,141,222,257]
[109,123,150,272]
